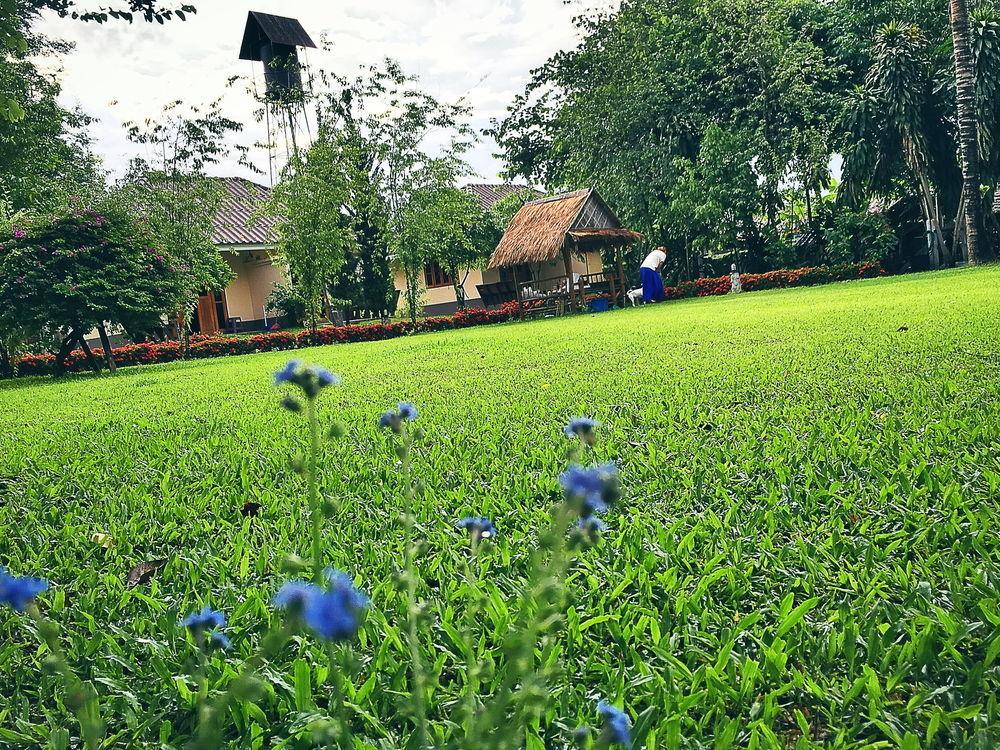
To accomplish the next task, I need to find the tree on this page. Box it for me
[311,60,474,319]
[840,23,956,266]
[266,134,355,340]
[492,0,844,267]
[950,0,985,263]
[0,34,101,213]
[422,186,497,310]
[973,7,1000,250]
[116,101,243,349]
[394,161,460,322]
[0,204,187,374]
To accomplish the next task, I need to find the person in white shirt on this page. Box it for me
[640,247,667,302]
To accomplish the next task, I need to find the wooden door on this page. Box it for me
[196,292,220,335]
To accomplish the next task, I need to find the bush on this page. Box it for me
[267,283,308,327]
[824,210,898,265]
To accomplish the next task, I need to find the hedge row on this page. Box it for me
[11,262,883,376]
[663,261,885,299]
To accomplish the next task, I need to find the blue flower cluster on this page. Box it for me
[597,701,633,747]
[0,567,48,612]
[559,462,620,518]
[456,516,497,541]
[564,416,600,444]
[379,402,418,433]
[274,360,341,401]
[181,606,231,650]
[274,569,369,642]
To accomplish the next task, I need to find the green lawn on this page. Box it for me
[1,268,999,748]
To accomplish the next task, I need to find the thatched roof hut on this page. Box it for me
[488,188,641,269]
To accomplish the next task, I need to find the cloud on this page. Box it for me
[36,0,596,184]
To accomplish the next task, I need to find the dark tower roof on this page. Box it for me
[239,11,316,61]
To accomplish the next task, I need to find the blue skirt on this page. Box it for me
[640,267,665,302]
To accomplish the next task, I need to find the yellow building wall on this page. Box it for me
[391,252,607,314]
[222,249,289,323]
[392,267,487,310]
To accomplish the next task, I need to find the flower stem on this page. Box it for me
[28,605,105,750]
[399,429,430,748]
[306,397,323,585]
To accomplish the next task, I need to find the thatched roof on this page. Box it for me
[488,188,639,269]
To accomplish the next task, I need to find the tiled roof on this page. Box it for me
[211,177,279,247]
[462,183,541,211]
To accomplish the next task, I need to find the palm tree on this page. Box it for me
[841,24,949,265]
[950,0,985,264]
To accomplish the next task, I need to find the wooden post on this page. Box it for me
[512,266,524,319]
[616,245,627,308]
[97,323,117,374]
[562,242,576,313]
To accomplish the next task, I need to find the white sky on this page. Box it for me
[36,1,602,185]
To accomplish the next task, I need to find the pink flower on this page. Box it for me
[12,228,25,239]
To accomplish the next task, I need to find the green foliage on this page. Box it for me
[0,34,101,214]
[0,268,998,747]
[266,135,356,337]
[115,100,245,340]
[0,204,186,346]
[397,182,488,317]
[312,61,474,320]
[267,282,307,327]
[493,0,845,274]
[824,208,898,264]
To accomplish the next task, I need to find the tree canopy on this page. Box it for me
[493,0,1000,275]
[0,203,187,372]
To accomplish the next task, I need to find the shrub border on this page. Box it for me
[9,262,884,377]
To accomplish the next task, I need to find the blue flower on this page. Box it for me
[182,606,226,633]
[564,417,599,440]
[598,701,632,747]
[302,571,369,642]
[314,367,341,387]
[273,581,318,612]
[457,516,497,539]
[397,402,418,421]
[379,411,398,430]
[274,572,369,642]
[559,462,619,517]
[0,567,49,611]
[577,517,608,534]
[274,360,301,385]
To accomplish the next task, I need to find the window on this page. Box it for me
[500,264,533,284]
[424,261,453,288]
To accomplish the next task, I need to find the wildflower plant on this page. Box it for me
[0,368,636,749]
[0,568,105,749]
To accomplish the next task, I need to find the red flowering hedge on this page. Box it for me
[663,261,884,300]
[10,263,883,376]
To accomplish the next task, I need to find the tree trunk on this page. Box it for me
[97,323,118,374]
[55,331,80,377]
[78,335,102,374]
[0,340,11,379]
[950,0,985,264]
[453,268,468,311]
